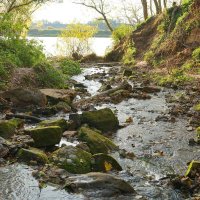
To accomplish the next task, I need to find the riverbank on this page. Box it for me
[0,61,200,199]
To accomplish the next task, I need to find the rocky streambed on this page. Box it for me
[0,63,200,200]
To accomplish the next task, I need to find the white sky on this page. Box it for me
[32,0,142,23]
[32,0,180,23]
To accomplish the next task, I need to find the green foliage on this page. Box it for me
[60,59,81,76]
[0,39,46,68]
[192,47,200,62]
[155,69,192,86]
[112,24,134,44]
[122,42,136,66]
[34,63,67,89]
[58,23,98,59]
[144,51,154,64]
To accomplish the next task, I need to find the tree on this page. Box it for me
[58,23,98,59]
[141,0,148,20]
[120,0,143,25]
[74,0,114,32]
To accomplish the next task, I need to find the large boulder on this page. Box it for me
[78,126,118,154]
[39,118,68,132]
[1,88,47,107]
[0,118,23,139]
[65,172,135,197]
[51,145,92,174]
[25,126,62,147]
[81,108,119,132]
[17,147,49,164]
[92,153,122,172]
[40,89,76,104]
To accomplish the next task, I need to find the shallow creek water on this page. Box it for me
[0,65,199,200]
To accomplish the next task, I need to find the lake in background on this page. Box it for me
[28,37,113,57]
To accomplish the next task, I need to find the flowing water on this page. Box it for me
[0,65,199,199]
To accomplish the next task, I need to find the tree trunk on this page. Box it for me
[150,0,153,16]
[141,0,148,20]
[153,0,160,14]
[158,0,162,12]
[163,0,167,8]
[102,14,113,32]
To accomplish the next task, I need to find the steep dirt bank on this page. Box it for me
[106,0,200,69]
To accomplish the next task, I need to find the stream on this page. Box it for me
[0,64,199,200]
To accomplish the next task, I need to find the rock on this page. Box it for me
[98,84,112,92]
[63,131,77,138]
[65,172,135,197]
[1,88,47,107]
[135,86,161,93]
[185,160,200,178]
[123,69,133,77]
[194,104,200,112]
[197,127,200,139]
[110,90,132,104]
[25,126,62,147]
[81,108,119,132]
[51,145,92,174]
[0,119,21,139]
[0,137,9,158]
[78,126,118,154]
[40,89,76,104]
[76,142,90,153]
[53,101,72,113]
[69,113,82,130]
[39,119,68,132]
[92,153,122,172]
[17,147,49,164]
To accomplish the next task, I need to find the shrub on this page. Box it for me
[0,38,46,68]
[192,47,200,62]
[34,63,67,89]
[122,45,136,66]
[112,24,134,44]
[60,59,81,76]
[58,23,98,59]
[155,69,192,86]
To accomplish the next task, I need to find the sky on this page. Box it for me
[32,0,142,23]
[32,0,180,23]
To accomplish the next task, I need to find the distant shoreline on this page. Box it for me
[28,29,111,38]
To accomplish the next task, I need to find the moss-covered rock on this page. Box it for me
[51,145,92,174]
[92,153,122,172]
[0,119,23,139]
[81,108,119,132]
[53,101,72,113]
[25,126,62,147]
[78,126,118,154]
[194,104,200,112]
[197,127,200,139]
[39,119,68,132]
[185,160,200,177]
[17,147,49,164]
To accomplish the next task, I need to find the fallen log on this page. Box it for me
[73,81,132,108]
[6,113,42,123]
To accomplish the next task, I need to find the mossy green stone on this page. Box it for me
[92,153,122,172]
[26,126,62,147]
[78,126,118,154]
[197,127,200,139]
[81,108,119,132]
[185,160,200,177]
[39,118,68,132]
[194,104,200,112]
[18,147,49,164]
[0,120,17,139]
[51,146,92,174]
